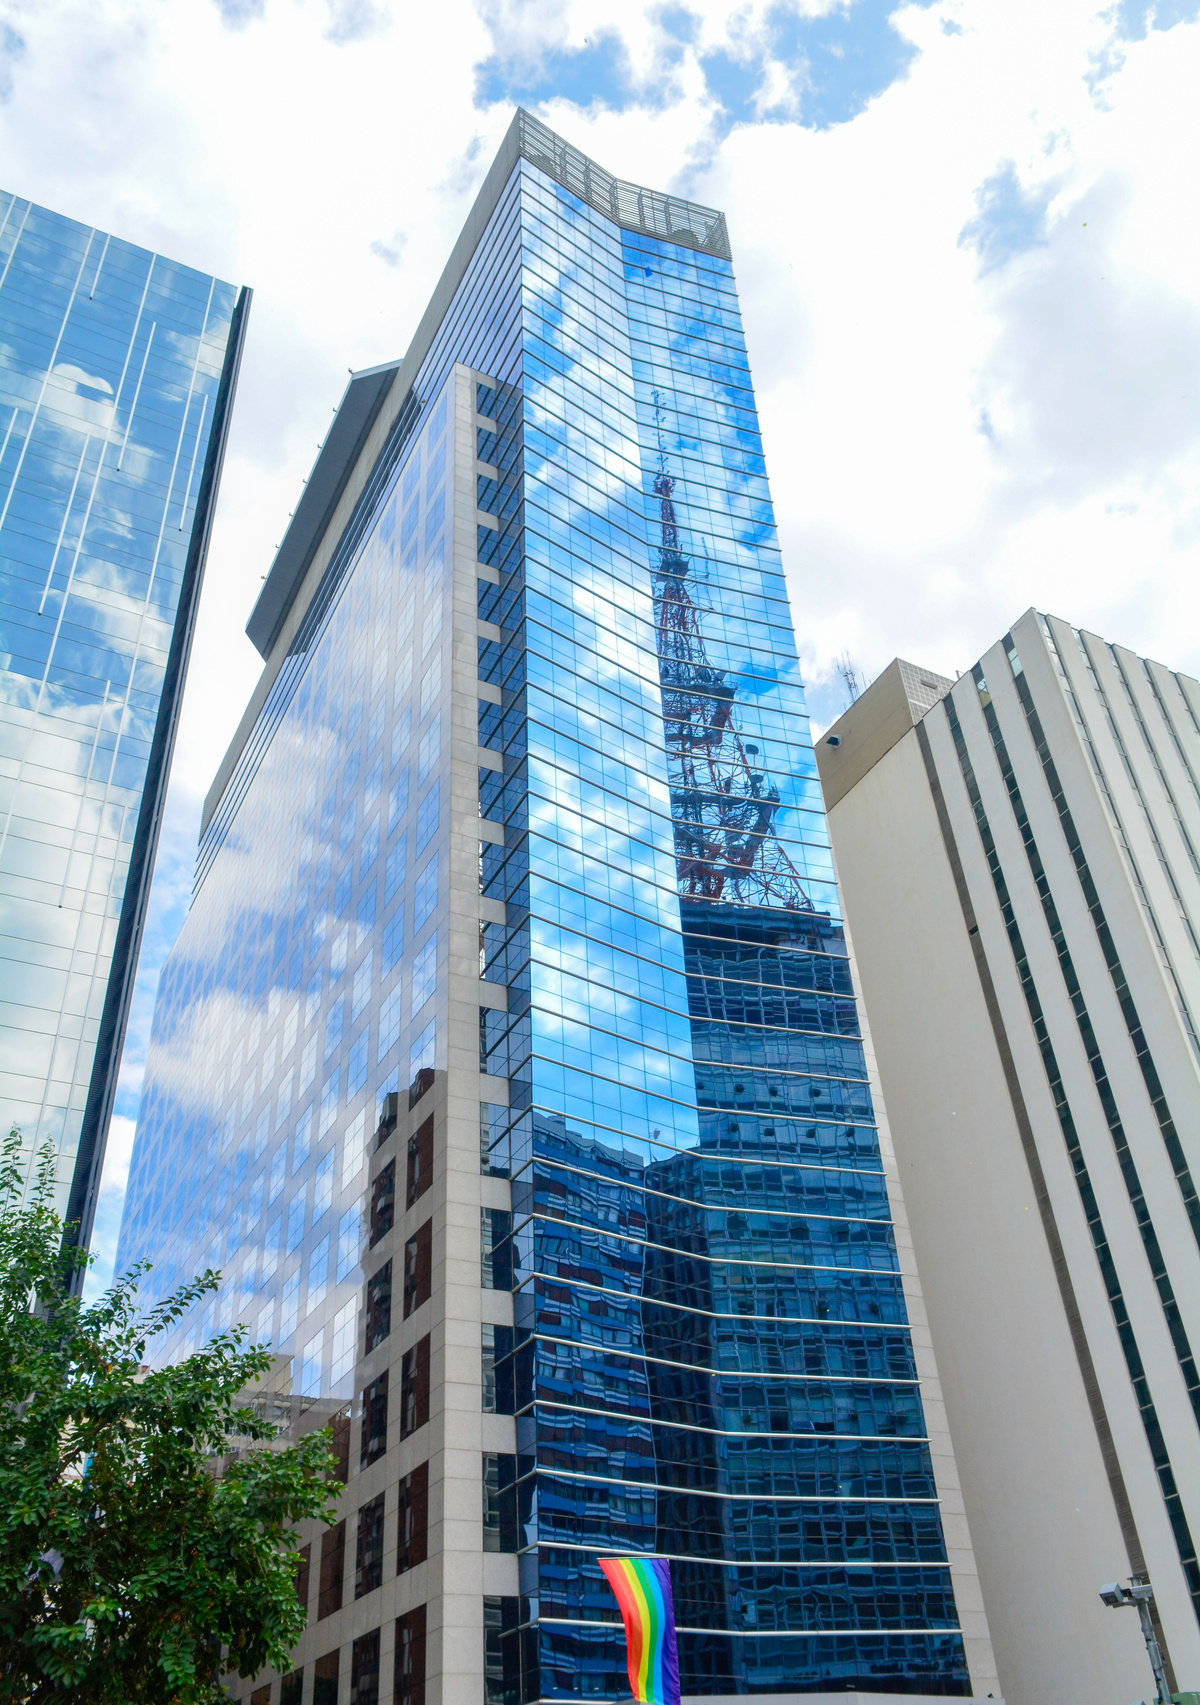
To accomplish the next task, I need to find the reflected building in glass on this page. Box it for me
[117,114,1000,1703]
[0,191,248,1238]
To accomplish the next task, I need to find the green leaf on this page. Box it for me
[0,1127,340,1704]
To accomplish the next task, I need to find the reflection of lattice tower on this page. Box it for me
[651,474,813,911]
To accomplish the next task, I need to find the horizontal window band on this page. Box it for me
[522,1153,895,1209]
[488,840,843,930]
[518,1198,894,1244]
[506,769,833,865]
[511,1273,911,1332]
[498,1331,918,1388]
[490,1051,876,1133]
[487,954,860,1048]
[520,1400,930,1447]
[487,825,835,907]
[509,1092,879,1144]
[517,657,816,766]
[509,1466,939,1507]
[480,875,855,981]
[518,1617,962,1638]
[517,1248,901,1293]
[517,1543,953,1575]
[520,599,803,692]
[499,1098,882,1174]
[515,1148,888,1189]
[500,973,864,1056]
[524,517,788,588]
[509,1215,894,1276]
[493,648,809,749]
[514,1204,900,1249]
[497,1009,871,1093]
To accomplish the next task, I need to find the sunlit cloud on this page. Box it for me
[5,0,1197,1253]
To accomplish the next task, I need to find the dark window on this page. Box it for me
[407,1114,433,1206]
[409,1065,434,1109]
[404,1220,432,1317]
[314,1650,339,1705]
[482,1452,518,1552]
[395,1605,427,1705]
[484,1597,524,1705]
[350,1630,381,1705]
[481,1324,515,1415]
[294,1542,311,1613]
[317,1520,345,1620]
[364,1261,392,1352]
[360,1371,388,1468]
[355,1494,386,1598]
[400,1335,430,1438]
[370,1161,395,1247]
[375,1090,398,1150]
[397,1460,429,1574]
[480,1209,512,1289]
[330,1412,351,1485]
[252,1688,272,1705]
[280,1673,302,1705]
[479,1102,509,1178]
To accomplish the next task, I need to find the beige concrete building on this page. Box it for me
[817,615,1200,1705]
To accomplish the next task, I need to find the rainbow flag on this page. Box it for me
[599,1555,681,1705]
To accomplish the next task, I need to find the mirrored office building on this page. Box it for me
[0,192,248,1238]
[117,114,999,1703]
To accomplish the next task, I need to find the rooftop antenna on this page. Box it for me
[836,654,862,705]
[649,431,813,912]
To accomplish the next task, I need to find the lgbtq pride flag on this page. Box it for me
[599,1555,681,1705]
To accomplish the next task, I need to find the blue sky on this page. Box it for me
[475,0,941,133]
[0,0,1197,1291]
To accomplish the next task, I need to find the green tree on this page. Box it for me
[0,1129,339,1703]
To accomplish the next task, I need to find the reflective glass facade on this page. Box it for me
[120,115,979,1700]
[0,191,246,1230]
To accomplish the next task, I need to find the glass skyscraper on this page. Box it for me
[0,190,248,1240]
[117,114,998,1702]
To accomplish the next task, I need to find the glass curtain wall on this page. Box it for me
[118,374,462,1379]
[117,160,527,1381]
[119,138,969,1700]
[480,171,971,1697]
[0,191,241,1213]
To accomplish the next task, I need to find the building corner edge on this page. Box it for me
[64,283,253,1275]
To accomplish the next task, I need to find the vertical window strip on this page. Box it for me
[1038,615,1200,1062]
[1072,627,1200,961]
[1141,659,1200,818]
[1004,641,1200,1255]
[942,690,1200,1618]
[973,663,1200,1424]
[1106,644,1200,887]
[1170,669,1200,741]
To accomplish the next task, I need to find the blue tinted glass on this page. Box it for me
[0,192,239,1210]
[116,147,969,1701]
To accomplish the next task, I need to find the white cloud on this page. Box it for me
[5,0,1197,1230]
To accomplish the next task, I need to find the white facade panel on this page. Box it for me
[818,610,1200,1705]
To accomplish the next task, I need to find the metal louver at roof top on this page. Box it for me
[517,109,732,261]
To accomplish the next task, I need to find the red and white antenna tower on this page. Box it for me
[650,469,813,912]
